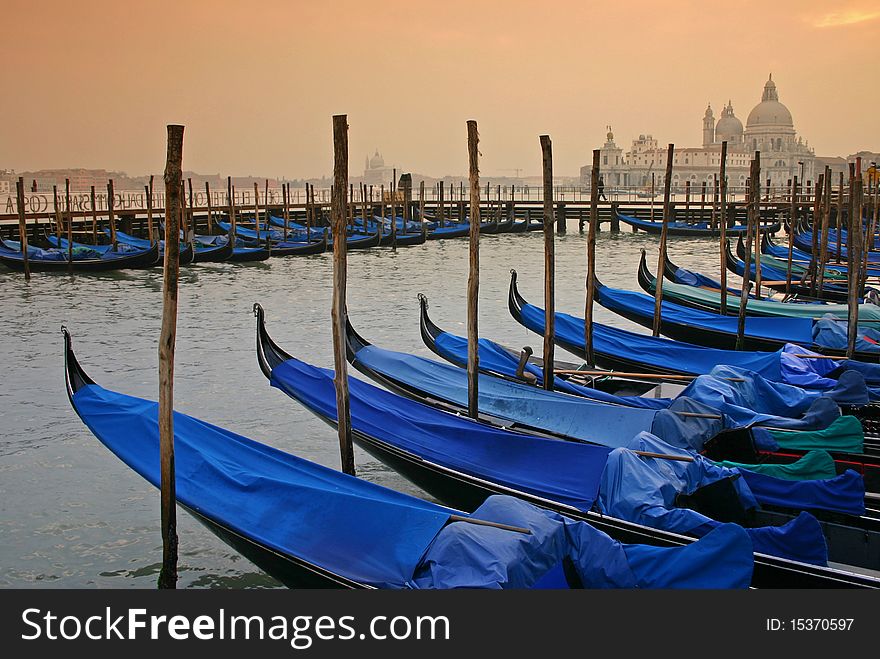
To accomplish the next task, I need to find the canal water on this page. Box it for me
[0,230,735,588]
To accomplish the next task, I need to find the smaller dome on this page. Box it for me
[715,101,743,142]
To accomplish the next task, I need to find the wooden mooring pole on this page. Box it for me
[15,178,30,280]
[736,153,760,351]
[540,135,555,390]
[786,175,797,296]
[466,120,481,418]
[330,114,355,475]
[65,178,73,266]
[586,149,600,366]
[107,179,117,251]
[652,144,674,336]
[719,141,728,313]
[90,185,98,245]
[158,124,184,590]
[147,176,155,244]
[847,172,862,358]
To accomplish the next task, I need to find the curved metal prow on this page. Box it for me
[253,304,293,380]
[62,326,95,405]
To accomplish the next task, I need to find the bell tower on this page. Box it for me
[702,104,715,147]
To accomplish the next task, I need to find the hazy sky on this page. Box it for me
[3,0,878,179]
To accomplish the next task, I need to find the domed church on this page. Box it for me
[582,76,817,190]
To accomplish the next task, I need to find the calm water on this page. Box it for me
[0,230,736,588]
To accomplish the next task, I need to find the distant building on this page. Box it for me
[583,76,818,191]
[0,169,13,196]
[363,150,394,187]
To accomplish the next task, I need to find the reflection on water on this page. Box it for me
[0,230,742,588]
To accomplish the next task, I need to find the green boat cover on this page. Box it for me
[649,275,880,322]
[715,450,837,481]
[762,416,865,453]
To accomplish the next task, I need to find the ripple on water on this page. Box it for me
[0,231,745,587]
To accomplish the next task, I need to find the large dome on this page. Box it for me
[746,76,793,128]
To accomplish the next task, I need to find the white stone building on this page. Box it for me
[582,76,818,192]
[363,150,395,187]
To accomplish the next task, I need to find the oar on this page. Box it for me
[555,369,745,382]
[447,514,531,534]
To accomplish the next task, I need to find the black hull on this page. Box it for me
[0,241,161,273]
[229,247,272,262]
[62,329,365,590]
[759,234,851,302]
[427,226,470,240]
[270,235,328,256]
[616,211,780,237]
[254,305,880,589]
[192,239,234,263]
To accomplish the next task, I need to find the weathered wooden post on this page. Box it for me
[652,144,674,337]
[65,178,73,265]
[540,135,556,390]
[330,115,355,475]
[204,180,213,237]
[586,149,600,366]
[203,181,216,238]
[90,185,98,245]
[187,178,195,239]
[754,162,763,300]
[145,176,155,244]
[466,120,481,418]
[684,179,691,223]
[438,180,445,229]
[736,154,760,350]
[700,180,706,223]
[817,173,830,293]
[419,180,426,233]
[227,176,237,247]
[281,183,290,241]
[158,124,184,590]
[253,182,263,244]
[15,178,30,280]
[786,176,798,295]
[836,172,844,263]
[107,179,117,251]
[649,172,655,225]
[847,174,863,358]
[52,185,62,238]
[401,173,412,232]
[719,141,728,314]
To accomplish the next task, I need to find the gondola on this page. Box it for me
[639,248,880,323]
[228,245,272,262]
[254,305,879,588]
[103,229,195,266]
[598,254,880,362]
[417,293,880,489]
[614,210,779,237]
[428,223,471,240]
[509,268,880,392]
[268,233,328,256]
[342,320,880,570]
[192,238,234,263]
[0,238,160,273]
[761,232,880,279]
[729,234,855,302]
[66,329,748,589]
[663,248,850,304]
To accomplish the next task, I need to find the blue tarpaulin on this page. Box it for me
[515,291,880,392]
[271,357,612,511]
[412,495,753,589]
[598,433,829,565]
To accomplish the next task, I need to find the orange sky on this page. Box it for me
[3,0,879,179]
